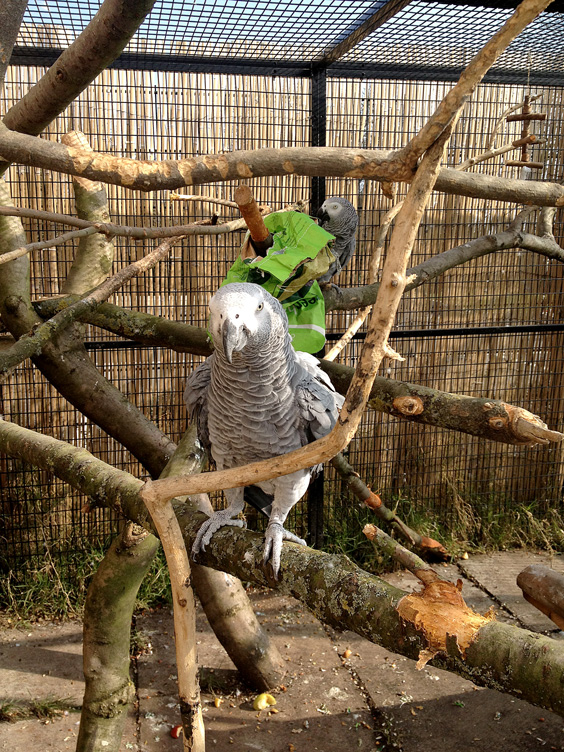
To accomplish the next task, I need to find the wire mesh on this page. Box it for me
[2,3,564,594]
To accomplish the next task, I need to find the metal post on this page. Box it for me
[310,64,327,213]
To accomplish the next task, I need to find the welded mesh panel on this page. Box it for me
[2,62,564,593]
[324,327,564,567]
[14,0,564,85]
[2,66,312,327]
[17,0,393,61]
[339,2,564,77]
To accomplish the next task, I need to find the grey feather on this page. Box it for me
[184,282,343,577]
[316,197,358,284]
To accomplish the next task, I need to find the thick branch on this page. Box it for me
[321,359,563,447]
[163,429,287,691]
[1,134,564,207]
[77,525,159,752]
[1,416,563,717]
[60,131,115,294]
[0,0,28,93]
[323,226,564,311]
[34,298,213,356]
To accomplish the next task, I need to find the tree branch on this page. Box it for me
[60,131,116,294]
[322,224,564,312]
[30,299,562,447]
[0,0,28,93]
[321,358,563,447]
[0,203,252,239]
[2,121,562,206]
[0,226,100,266]
[2,0,157,138]
[399,0,552,165]
[0,236,184,377]
[1,416,563,717]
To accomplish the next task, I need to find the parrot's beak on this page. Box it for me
[317,208,329,223]
[222,318,248,363]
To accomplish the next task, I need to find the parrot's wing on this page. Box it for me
[338,236,356,269]
[294,351,344,441]
[184,356,212,454]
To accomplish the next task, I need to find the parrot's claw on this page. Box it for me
[263,521,307,579]
[192,510,245,556]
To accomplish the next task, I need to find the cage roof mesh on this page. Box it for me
[14,0,564,78]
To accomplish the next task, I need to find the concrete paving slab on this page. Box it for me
[333,629,564,752]
[2,552,564,752]
[459,552,564,633]
[134,590,375,751]
[0,713,81,750]
[0,621,84,705]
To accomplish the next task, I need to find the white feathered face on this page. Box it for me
[209,282,287,362]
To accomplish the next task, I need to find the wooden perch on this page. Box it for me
[320,360,564,447]
[517,565,564,631]
[234,184,273,255]
[2,416,564,717]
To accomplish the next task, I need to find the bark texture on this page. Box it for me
[0,0,28,94]
[160,428,287,691]
[77,524,160,752]
[2,0,157,137]
[1,417,563,717]
[60,131,115,294]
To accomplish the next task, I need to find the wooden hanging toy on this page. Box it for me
[505,94,546,171]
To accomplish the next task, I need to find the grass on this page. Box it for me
[0,697,80,723]
[0,541,172,621]
[1,494,563,621]
[322,493,564,575]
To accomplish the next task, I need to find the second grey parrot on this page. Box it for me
[184,282,343,578]
[316,197,359,284]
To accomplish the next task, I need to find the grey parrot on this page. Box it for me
[316,197,359,284]
[184,282,343,578]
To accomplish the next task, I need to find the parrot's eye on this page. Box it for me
[257,303,264,312]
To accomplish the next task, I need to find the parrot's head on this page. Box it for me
[317,197,358,237]
[209,282,288,363]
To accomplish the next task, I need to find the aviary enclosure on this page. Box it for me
[1,0,564,745]
[2,0,564,584]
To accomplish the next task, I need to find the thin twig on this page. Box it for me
[363,524,440,586]
[170,192,239,209]
[0,236,183,377]
[0,204,250,238]
[0,226,99,265]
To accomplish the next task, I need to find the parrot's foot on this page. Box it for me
[263,521,307,579]
[192,510,246,555]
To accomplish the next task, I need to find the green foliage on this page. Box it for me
[0,539,172,621]
[0,697,80,722]
[322,491,564,574]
